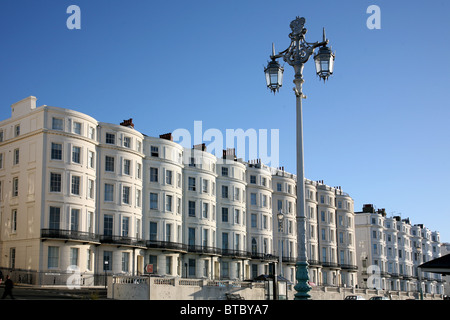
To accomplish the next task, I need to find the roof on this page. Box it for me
[418,253,450,275]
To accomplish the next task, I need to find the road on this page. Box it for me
[0,284,107,300]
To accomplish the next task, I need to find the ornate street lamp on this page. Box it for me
[314,31,335,81]
[264,45,284,93]
[264,16,334,300]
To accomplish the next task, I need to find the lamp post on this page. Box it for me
[277,210,285,278]
[417,246,424,300]
[264,16,335,300]
[104,260,108,289]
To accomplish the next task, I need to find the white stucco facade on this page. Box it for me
[0,96,361,287]
[355,204,444,294]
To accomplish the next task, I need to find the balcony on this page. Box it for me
[308,260,322,267]
[321,261,340,269]
[221,249,251,259]
[41,229,99,243]
[250,252,278,262]
[146,240,187,253]
[339,264,358,270]
[282,257,297,264]
[99,235,146,248]
[187,244,221,255]
[39,230,316,264]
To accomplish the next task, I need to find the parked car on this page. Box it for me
[369,296,390,300]
[344,295,366,300]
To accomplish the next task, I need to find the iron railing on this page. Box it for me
[41,229,99,243]
[250,252,278,261]
[146,240,188,252]
[308,260,322,266]
[321,261,340,269]
[99,235,146,247]
[187,244,221,255]
[339,264,358,270]
[41,229,357,265]
[221,249,251,259]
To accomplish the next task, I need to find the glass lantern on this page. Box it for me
[265,59,284,93]
[314,45,335,81]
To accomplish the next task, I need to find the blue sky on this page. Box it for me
[1,0,449,242]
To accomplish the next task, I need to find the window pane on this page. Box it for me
[105,184,114,201]
[48,247,59,268]
[49,207,61,229]
[150,193,158,209]
[106,133,115,144]
[51,143,62,160]
[104,215,113,236]
[52,118,63,130]
[50,173,61,192]
[71,176,80,195]
[72,146,81,163]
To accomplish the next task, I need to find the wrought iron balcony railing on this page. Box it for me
[99,235,146,247]
[146,240,188,252]
[339,264,358,270]
[187,244,221,255]
[250,252,278,261]
[282,257,297,263]
[321,261,340,269]
[221,249,251,259]
[41,229,99,243]
[307,260,322,266]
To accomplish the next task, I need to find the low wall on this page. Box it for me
[108,276,273,300]
[310,286,419,300]
[149,278,268,300]
[109,276,151,300]
[108,276,443,300]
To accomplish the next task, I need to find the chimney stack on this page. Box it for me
[11,96,37,119]
[193,143,207,151]
[159,133,173,141]
[120,118,134,128]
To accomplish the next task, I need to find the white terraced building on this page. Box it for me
[0,96,357,286]
[355,204,444,294]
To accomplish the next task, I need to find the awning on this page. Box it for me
[418,253,450,275]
